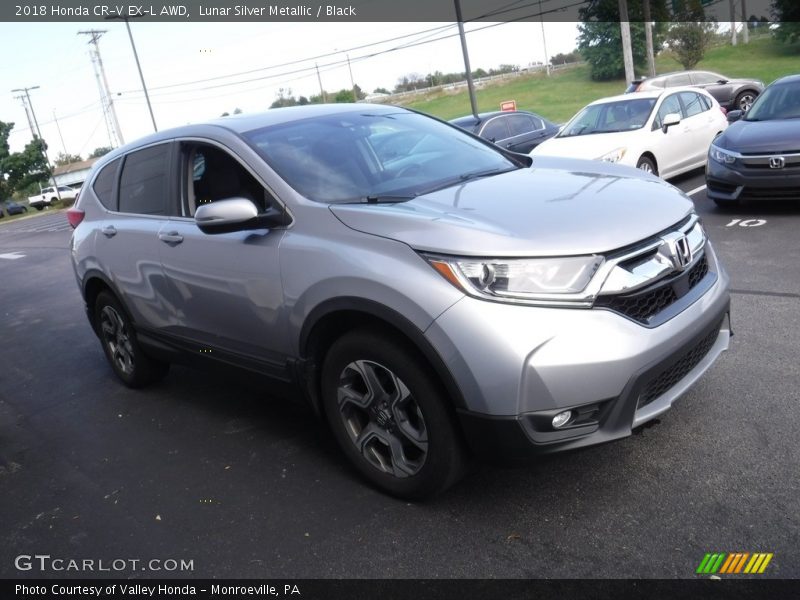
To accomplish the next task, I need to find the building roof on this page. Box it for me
[52,157,100,176]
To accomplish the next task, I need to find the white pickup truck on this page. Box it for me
[28,185,79,210]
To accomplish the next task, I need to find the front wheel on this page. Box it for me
[321,331,466,499]
[735,91,757,112]
[95,291,169,388]
[636,155,658,175]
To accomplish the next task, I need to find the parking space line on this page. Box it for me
[687,184,707,196]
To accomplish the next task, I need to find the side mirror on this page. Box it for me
[195,197,288,234]
[726,109,743,123]
[717,79,729,84]
[661,112,681,134]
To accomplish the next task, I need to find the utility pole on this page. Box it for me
[11,85,60,200]
[13,94,35,137]
[315,63,327,103]
[346,54,358,102]
[454,0,479,119]
[741,0,749,44]
[643,0,656,77]
[538,0,550,76]
[618,0,635,85]
[729,0,738,46]
[78,29,125,146]
[53,110,69,157]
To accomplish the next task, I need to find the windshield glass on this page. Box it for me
[242,111,519,203]
[558,98,657,137]
[745,82,800,121]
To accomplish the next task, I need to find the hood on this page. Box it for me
[330,157,693,257]
[530,131,638,161]
[719,119,800,154]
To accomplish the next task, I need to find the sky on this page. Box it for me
[0,21,580,157]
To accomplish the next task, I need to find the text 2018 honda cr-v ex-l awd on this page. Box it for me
[68,104,731,499]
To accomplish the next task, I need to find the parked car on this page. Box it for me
[706,74,800,207]
[69,104,730,499]
[450,110,560,153]
[626,70,764,112]
[28,185,78,210]
[3,200,29,216]
[531,88,728,179]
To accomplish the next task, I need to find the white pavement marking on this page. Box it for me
[686,184,707,197]
[0,252,26,260]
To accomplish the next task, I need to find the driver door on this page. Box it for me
[156,140,290,377]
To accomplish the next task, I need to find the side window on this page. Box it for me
[92,158,121,211]
[680,92,707,117]
[506,114,535,137]
[653,94,684,129]
[698,94,712,111]
[182,143,276,217]
[666,74,691,87]
[118,145,170,215]
[481,118,510,142]
[692,72,719,85]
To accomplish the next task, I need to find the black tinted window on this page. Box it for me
[118,145,169,215]
[92,158,121,211]
[481,118,510,141]
[507,114,540,136]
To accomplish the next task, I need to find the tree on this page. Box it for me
[54,152,83,166]
[0,120,13,200]
[772,0,800,46]
[89,146,113,159]
[0,121,49,198]
[666,21,716,69]
[373,87,390,95]
[578,0,669,81]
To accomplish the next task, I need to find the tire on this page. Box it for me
[321,330,466,500]
[636,155,657,175]
[34,205,43,211]
[735,90,757,112]
[94,291,169,388]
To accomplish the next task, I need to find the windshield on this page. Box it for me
[559,98,657,137]
[242,111,520,203]
[745,82,800,121]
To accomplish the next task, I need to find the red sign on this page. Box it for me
[500,100,517,112]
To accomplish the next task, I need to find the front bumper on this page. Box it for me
[425,243,731,459]
[706,157,800,202]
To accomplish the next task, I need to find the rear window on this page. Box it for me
[118,145,170,215]
[92,158,121,211]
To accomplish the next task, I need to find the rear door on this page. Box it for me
[93,142,176,332]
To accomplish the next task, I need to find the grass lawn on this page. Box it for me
[394,35,800,124]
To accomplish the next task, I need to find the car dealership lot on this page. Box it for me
[1,171,798,578]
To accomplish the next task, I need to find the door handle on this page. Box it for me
[158,231,184,245]
[101,225,117,238]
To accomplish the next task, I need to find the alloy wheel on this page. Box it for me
[336,359,428,477]
[100,305,135,375]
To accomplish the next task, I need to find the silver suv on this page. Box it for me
[68,104,731,499]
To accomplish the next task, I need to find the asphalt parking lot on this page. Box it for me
[1,173,798,580]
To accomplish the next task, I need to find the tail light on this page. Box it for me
[67,206,85,228]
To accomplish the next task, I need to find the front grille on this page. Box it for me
[638,318,723,408]
[738,185,800,201]
[594,254,709,324]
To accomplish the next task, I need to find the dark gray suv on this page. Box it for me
[68,104,731,498]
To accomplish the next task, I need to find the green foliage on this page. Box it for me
[0,122,49,198]
[551,50,581,65]
[89,146,113,159]
[578,0,670,81]
[666,22,717,70]
[772,0,800,46]
[373,87,390,94]
[53,152,83,166]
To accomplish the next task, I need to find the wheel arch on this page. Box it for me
[82,270,133,335]
[297,297,468,416]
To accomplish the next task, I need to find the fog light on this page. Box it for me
[552,411,572,429]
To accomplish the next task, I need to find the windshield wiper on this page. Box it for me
[417,167,518,196]
[333,194,417,204]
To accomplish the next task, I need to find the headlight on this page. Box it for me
[425,254,604,306]
[597,148,627,163]
[709,144,737,164]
